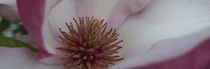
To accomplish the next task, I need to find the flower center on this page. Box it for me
[57,17,123,69]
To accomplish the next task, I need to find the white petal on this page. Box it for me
[41,0,77,64]
[42,0,76,55]
[113,0,210,68]
[112,28,210,69]
[0,47,63,69]
[91,0,119,20]
[91,0,148,21]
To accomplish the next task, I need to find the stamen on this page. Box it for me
[57,17,124,69]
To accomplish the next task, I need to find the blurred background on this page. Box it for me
[0,4,27,37]
[0,4,38,52]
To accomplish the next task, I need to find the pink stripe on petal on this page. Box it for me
[107,0,151,29]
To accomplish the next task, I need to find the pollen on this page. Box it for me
[57,17,124,69]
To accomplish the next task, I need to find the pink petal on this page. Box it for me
[17,0,62,61]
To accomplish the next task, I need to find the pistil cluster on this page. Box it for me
[57,17,123,69]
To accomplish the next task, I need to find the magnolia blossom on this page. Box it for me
[0,0,210,69]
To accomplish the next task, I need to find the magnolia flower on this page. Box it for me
[1,0,210,69]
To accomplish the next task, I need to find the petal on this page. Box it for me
[107,0,151,29]
[74,0,150,28]
[139,38,210,69]
[85,0,151,29]
[112,0,210,68]
[112,28,210,69]
[74,0,121,19]
[42,0,77,63]
[42,0,76,54]
[0,47,63,69]
[90,0,120,20]
[74,0,92,17]
[17,0,62,63]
